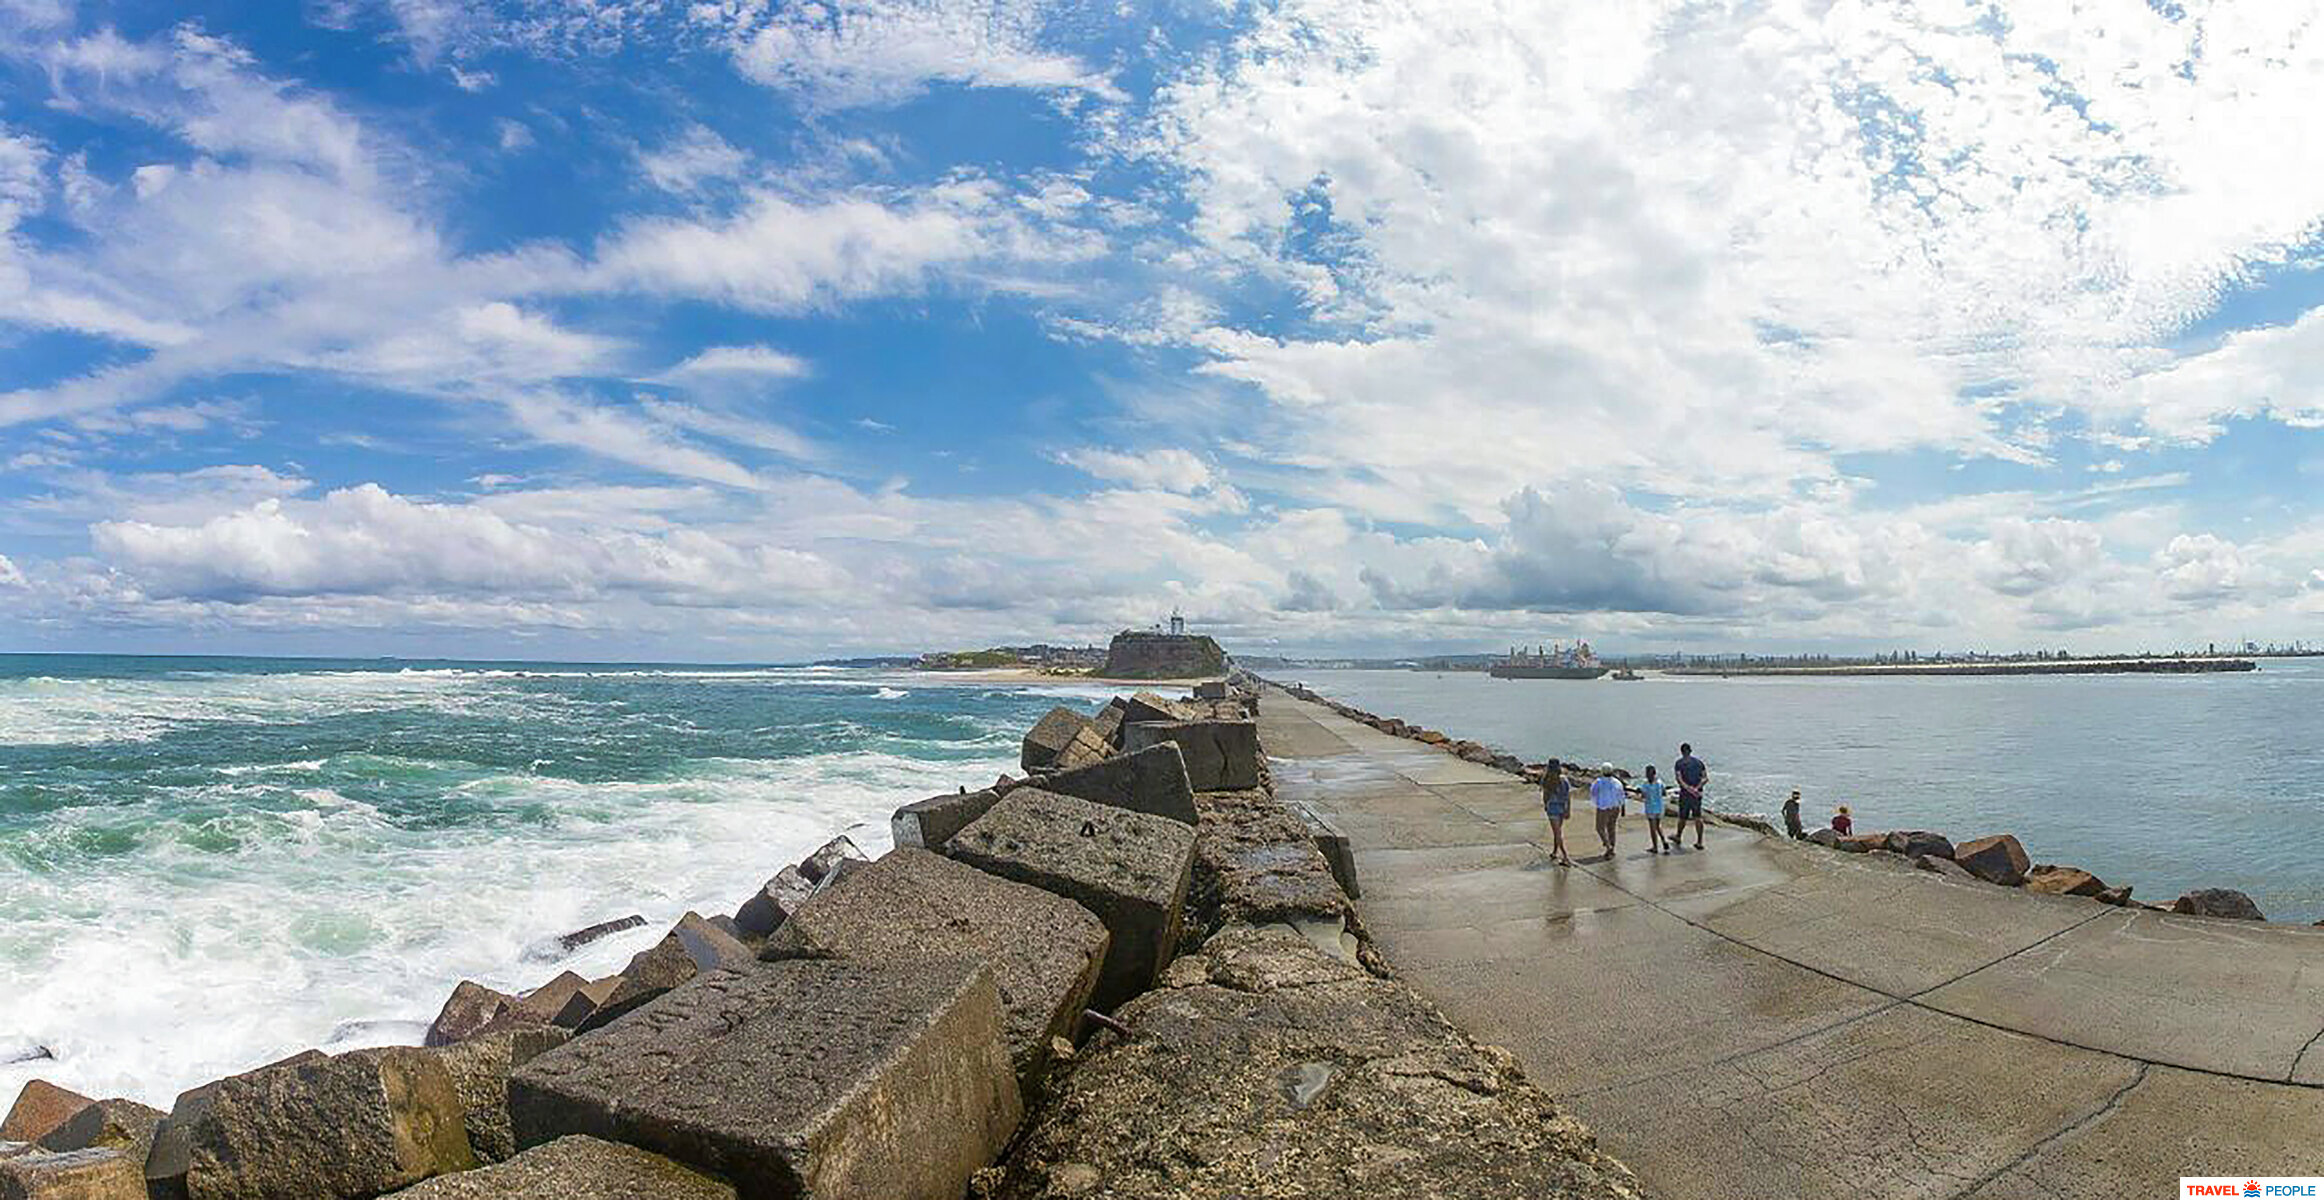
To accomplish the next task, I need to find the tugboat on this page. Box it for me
[1610,667,1643,681]
[1488,642,1610,680]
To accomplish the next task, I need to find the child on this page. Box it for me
[1639,765,1668,853]
[1831,805,1853,836]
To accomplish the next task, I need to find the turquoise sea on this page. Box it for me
[1287,661,2324,923]
[0,655,1118,1107]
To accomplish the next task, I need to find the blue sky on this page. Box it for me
[1,0,2321,660]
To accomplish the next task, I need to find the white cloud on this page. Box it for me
[1056,446,1213,493]
[654,345,811,382]
[0,553,24,588]
[637,124,747,193]
[2120,306,2324,441]
[701,0,1121,108]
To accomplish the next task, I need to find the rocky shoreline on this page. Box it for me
[4,674,1648,1200]
[1267,677,2290,927]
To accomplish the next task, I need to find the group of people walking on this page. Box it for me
[1539,742,1709,866]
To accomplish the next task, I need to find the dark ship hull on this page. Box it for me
[1488,665,1610,680]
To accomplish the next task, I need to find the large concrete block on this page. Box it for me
[1,1083,89,1145]
[1122,720,1262,791]
[34,1100,162,1158]
[432,1028,572,1163]
[732,867,816,938]
[1,1148,145,1200]
[148,1047,475,1200]
[944,788,1195,1009]
[1120,691,1192,725]
[382,1136,734,1200]
[889,787,1006,852]
[1028,742,1196,826]
[425,982,520,1048]
[1020,706,1095,772]
[795,837,865,885]
[578,913,753,1032]
[510,960,1021,1200]
[1287,799,1361,899]
[760,848,1108,1082]
[1089,698,1128,747]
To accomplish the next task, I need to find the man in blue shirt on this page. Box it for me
[1673,742,1708,850]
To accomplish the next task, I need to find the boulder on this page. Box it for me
[431,1027,572,1164]
[2024,865,2108,898]
[760,848,1108,1084]
[1,1148,145,1199]
[510,960,1020,1200]
[890,787,1007,852]
[33,1099,163,1157]
[1020,706,1096,773]
[523,916,645,963]
[1835,834,1884,854]
[944,788,1196,1010]
[2094,885,2135,906]
[1415,729,1449,745]
[1806,829,1840,848]
[1884,830,1954,859]
[576,913,752,1033]
[1122,719,1262,791]
[147,1047,474,1200]
[381,1136,733,1200]
[425,982,521,1048]
[796,836,866,884]
[2171,888,2266,921]
[1953,834,2031,886]
[1913,854,1976,881]
[732,866,817,938]
[1023,742,1197,826]
[1,1083,90,1146]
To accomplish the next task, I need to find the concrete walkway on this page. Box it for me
[1260,688,2324,1200]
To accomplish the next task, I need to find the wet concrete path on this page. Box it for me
[1260,687,2324,1199]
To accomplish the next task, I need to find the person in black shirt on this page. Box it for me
[1782,789,1805,840]
[1673,742,1708,850]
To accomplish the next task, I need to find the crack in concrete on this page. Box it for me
[1942,1061,2150,1200]
[2288,1024,2324,1084]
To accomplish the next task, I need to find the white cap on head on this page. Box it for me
[1600,762,1615,772]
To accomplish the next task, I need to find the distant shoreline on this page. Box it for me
[1659,657,2258,678]
[909,667,1228,687]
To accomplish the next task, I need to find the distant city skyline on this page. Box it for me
[2,3,2321,660]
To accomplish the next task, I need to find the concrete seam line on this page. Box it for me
[1563,999,1907,1101]
[1940,1060,2151,1200]
[1900,905,2117,1002]
[2286,1022,2324,1084]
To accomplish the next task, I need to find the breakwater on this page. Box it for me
[1663,656,2257,676]
[3,675,1647,1199]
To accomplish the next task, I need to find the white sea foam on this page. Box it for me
[0,735,1014,1107]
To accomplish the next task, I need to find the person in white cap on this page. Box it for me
[1590,763,1625,858]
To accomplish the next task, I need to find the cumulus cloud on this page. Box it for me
[701,0,1121,108]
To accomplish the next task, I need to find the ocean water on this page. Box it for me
[1285,661,2324,922]
[0,655,1121,1108]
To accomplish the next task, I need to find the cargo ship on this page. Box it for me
[1488,642,1610,680]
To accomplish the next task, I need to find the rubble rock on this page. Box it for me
[1025,742,1196,826]
[760,848,1107,1084]
[988,927,1645,1200]
[510,960,1020,1200]
[732,866,817,938]
[431,1027,571,1164]
[1021,705,1098,773]
[2171,888,2266,921]
[1122,719,1262,791]
[1913,854,1976,881]
[1953,834,2032,886]
[1,1083,90,1146]
[1835,834,1885,854]
[2094,885,2135,906]
[944,788,1196,1010]
[2025,865,2108,898]
[33,1099,163,1157]
[1,1148,145,1199]
[1806,829,1841,848]
[147,1047,474,1200]
[1884,830,1955,859]
[381,1136,734,1200]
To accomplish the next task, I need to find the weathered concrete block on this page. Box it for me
[1954,834,2031,885]
[1089,698,1128,747]
[548,977,621,1030]
[2025,864,2108,897]
[579,912,752,1033]
[1,1085,88,1149]
[1287,799,1360,899]
[510,960,1021,1200]
[1122,719,1261,791]
[1120,691,1191,725]
[733,867,817,938]
[890,787,1006,851]
[796,837,865,884]
[512,973,591,1024]
[1192,680,1229,700]
[432,1027,572,1164]
[1190,789,1351,932]
[33,1099,162,1157]
[944,788,1195,1009]
[1047,725,1112,772]
[148,1047,475,1200]
[426,981,520,1048]
[382,1136,734,1200]
[1028,742,1196,826]
[2172,888,2265,920]
[1021,705,1096,772]
[761,848,1108,1082]
[1,1148,145,1199]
